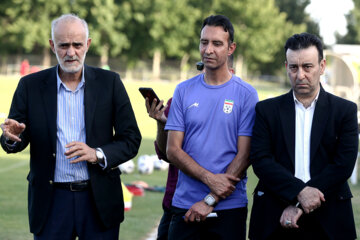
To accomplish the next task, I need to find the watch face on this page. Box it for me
[205,194,216,206]
[96,150,104,159]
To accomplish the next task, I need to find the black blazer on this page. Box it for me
[249,87,358,239]
[1,65,141,234]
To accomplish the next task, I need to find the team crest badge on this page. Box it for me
[223,99,234,114]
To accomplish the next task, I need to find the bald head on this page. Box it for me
[51,14,89,41]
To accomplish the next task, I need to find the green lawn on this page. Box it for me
[0,138,167,240]
[1,149,359,239]
[0,76,359,239]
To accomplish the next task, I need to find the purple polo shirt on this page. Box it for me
[165,74,258,210]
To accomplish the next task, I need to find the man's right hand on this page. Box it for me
[204,173,239,199]
[145,98,167,123]
[0,118,26,142]
[184,200,214,223]
[280,205,303,228]
[297,186,325,214]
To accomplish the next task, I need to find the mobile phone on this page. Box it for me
[139,87,164,109]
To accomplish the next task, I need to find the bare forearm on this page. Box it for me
[167,145,237,201]
[226,153,250,179]
[156,121,167,155]
[226,136,251,179]
[166,130,237,198]
[167,146,212,184]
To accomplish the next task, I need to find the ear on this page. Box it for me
[49,39,56,53]
[86,38,92,51]
[285,60,288,69]
[228,42,236,56]
[319,59,326,75]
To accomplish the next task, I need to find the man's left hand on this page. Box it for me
[146,98,167,123]
[205,173,239,199]
[184,201,214,223]
[65,141,97,164]
[280,205,303,229]
[297,186,325,213]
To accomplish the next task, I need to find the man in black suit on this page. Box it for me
[249,33,358,239]
[0,14,141,239]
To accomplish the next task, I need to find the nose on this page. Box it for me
[297,67,305,80]
[66,46,75,57]
[205,43,214,55]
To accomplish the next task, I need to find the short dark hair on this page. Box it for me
[201,15,234,44]
[284,33,323,62]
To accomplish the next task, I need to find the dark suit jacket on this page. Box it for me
[1,65,141,234]
[249,87,358,239]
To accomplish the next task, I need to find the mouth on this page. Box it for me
[65,59,78,64]
[203,57,215,62]
[295,82,308,88]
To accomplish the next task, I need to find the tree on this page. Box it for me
[189,0,304,76]
[257,0,317,75]
[85,0,130,67]
[336,0,360,44]
[0,0,308,77]
[0,0,19,71]
[275,0,320,36]
[122,0,200,80]
[0,0,131,68]
[0,0,77,67]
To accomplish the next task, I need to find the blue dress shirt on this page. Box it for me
[55,68,89,182]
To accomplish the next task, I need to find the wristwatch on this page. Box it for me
[204,194,217,207]
[94,148,104,164]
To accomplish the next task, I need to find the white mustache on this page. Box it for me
[64,56,79,61]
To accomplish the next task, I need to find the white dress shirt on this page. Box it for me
[294,91,319,183]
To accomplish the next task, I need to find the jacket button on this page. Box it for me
[49,180,53,185]
[52,153,56,157]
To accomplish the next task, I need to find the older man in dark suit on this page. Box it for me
[0,14,141,239]
[249,33,358,239]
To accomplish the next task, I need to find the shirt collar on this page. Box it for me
[56,65,85,92]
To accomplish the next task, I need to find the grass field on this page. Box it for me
[0,75,359,239]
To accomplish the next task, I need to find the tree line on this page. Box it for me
[0,0,328,78]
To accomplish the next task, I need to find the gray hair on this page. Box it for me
[51,13,89,41]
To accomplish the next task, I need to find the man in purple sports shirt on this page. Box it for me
[165,15,258,240]
[145,55,235,240]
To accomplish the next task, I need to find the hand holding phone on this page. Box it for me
[139,88,163,109]
[139,87,166,123]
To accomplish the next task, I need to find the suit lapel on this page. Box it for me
[84,66,98,143]
[279,90,296,167]
[40,66,58,152]
[310,87,329,165]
